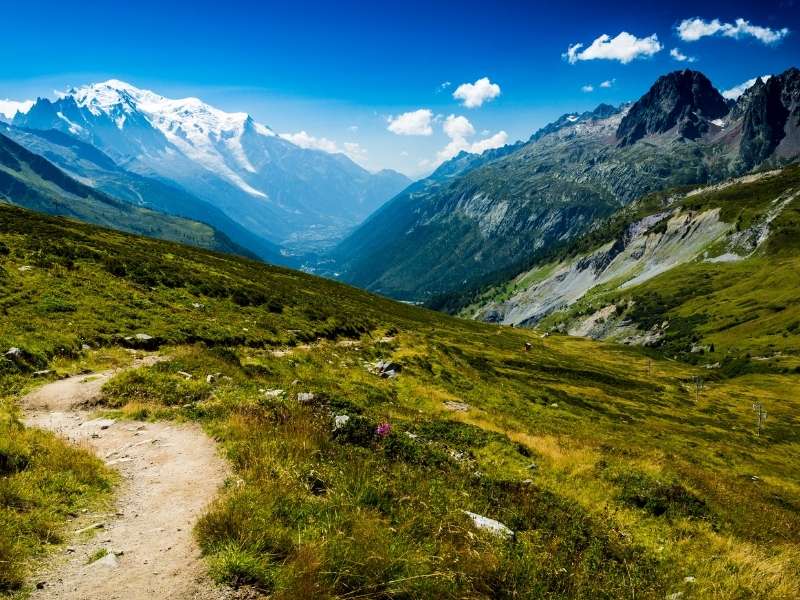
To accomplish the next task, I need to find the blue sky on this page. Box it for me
[1,0,798,176]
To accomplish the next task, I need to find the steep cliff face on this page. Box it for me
[738,68,800,169]
[616,70,730,146]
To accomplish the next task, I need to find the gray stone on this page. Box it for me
[297,392,316,404]
[443,401,469,412]
[333,415,350,430]
[462,510,514,539]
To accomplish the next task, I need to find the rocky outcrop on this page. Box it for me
[616,70,729,146]
[738,68,800,168]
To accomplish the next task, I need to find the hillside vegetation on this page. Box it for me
[470,165,800,377]
[1,205,798,598]
[0,131,250,258]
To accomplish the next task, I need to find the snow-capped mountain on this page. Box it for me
[14,81,410,249]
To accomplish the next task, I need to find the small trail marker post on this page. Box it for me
[752,402,767,437]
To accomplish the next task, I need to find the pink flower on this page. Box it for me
[376,422,391,437]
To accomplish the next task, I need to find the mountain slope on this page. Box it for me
[14,81,410,249]
[334,68,800,301]
[472,165,800,370]
[0,123,284,263]
[1,202,798,598]
[0,132,249,257]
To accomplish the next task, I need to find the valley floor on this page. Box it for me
[1,205,798,599]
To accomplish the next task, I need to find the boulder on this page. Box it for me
[443,401,469,412]
[333,415,350,431]
[4,347,22,359]
[264,389,285,398]
[369,360,402,379]
[462,511,514,539]
[297,392,316,404]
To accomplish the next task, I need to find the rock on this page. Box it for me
[304,470,327,495]
[333,415,350,430]
[81,343,91,351]
[4,347,22,359]
[32,369,52,377]
[191,302,204,308]
[297,392,316,404]
[684,576,696,584]
[122,333,158,349]
[369,360,402,379]
[36,581,46,590]
[443,400,469,412]
[527,463,539,471]
[177,371,193,380]
[17,265,33,272]
[93,552,119,569]
[462,511,514,539]
[522,479,534,484]
[264,389,284,398]
[550,403,559,408]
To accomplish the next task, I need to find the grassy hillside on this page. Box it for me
[528,166,800,371]
[1,204,798,598]
[0,132,251,258]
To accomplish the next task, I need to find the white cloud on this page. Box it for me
[343,141,368,164]
[387,109,434,135]
[435,114,508,162]
[442,114,475,139]
[400,150,409,156]
[470,131,509,154]
[278,132,368,165]
[453,77,501,108]
[677,18,789,44]
[437,81,452,93]
[279,130,339,153]
[670,47,697,62]
[721,75,772,100]
[599,79,615,88]
[564,32,662,64]
[348,125,359,132]
[581,85,595,93]
[0,99,33,119]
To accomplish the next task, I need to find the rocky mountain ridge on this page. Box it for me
[333,68,800,302]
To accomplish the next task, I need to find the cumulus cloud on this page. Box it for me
[442,114,475,139]
[453,77,501,108]
[581,85,595,93]
[677,18,789,44]
[0,98,33,119]
[470,131,509,154]
[721,75,772,100]
[670,47,697,62]
[278,131,368,166]
[387,109,434,135]
[600,79,615,88]
[279,130,339,153]
[564,32,662,64]
[436,114,508,162]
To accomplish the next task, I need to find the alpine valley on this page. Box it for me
[2,44,800,600]
[6,80,410,259]
[332,68,800,302]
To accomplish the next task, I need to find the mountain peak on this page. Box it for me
[616,69,729,146]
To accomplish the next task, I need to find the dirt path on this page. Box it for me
[22,359,240,600]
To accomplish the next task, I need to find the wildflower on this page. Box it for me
[375,422,391,437]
